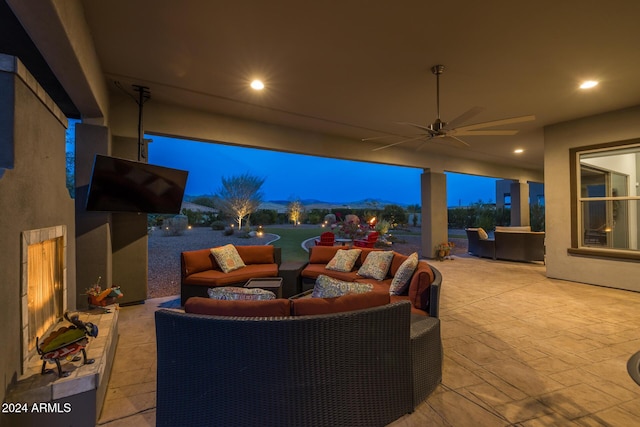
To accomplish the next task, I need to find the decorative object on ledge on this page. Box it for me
[435,242,455,261]
[85,276,124,307]
[35,312,99,378]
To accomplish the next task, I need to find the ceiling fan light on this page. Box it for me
[579,80,598,89]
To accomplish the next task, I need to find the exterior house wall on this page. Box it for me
[544,105,640,292]
[0,56,75,404]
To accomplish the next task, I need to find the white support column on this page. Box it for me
[421,169,448,258]
[510,181,530,226]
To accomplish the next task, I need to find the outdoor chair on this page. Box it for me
[353,231,379,248]
[315,231,335,246]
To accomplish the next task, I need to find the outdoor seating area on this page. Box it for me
[95,255,640,426]
[155,241,445,425]
[466,226,545,263]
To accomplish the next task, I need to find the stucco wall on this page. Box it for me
[544,105,640,292]
[0,60,75,404]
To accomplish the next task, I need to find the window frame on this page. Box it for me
[569,139,640,261]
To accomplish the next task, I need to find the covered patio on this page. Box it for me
[99,255,640,426]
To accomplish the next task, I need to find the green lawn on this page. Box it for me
[264,227,324,262]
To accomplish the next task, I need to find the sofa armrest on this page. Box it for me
[428,265,442,318]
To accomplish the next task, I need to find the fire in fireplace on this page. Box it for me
[21,226,67,374]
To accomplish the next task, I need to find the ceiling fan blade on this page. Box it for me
[445,135,470,147]
[361,135,393,142]
[396,122,438,135]
[442,106,484,131]
[453,129,520,136]
[371,135,427,152]
[454,115,536,132]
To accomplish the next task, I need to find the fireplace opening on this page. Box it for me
[21,226,67,374]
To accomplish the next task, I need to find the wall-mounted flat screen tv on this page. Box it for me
[86,154,189,214]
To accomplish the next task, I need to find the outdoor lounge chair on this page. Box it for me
[353,231,379,248]
[315,231,335,246]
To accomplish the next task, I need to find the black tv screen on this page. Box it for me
[86,155,189,214]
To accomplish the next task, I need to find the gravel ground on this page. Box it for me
[147,226,468,299]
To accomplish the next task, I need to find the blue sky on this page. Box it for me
[147,135,497,206]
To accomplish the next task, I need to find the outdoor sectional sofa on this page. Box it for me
[466,226,545,263]
[155,291,442,427]
[300,245,442,317]
[180,245,281,305]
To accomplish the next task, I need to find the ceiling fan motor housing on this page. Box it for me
[429,118,446,132]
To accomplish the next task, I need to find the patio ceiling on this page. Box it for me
[7,1,640,171]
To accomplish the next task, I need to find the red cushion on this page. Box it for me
[182,249,218,275]
[308,245,344,264]
[183,264,278,286]
[235,245,274,264]
[407,262,435,310]
[185,297,291,317]
[390,295,427,316]
[291,291,390,316]
[389,253,409,276]
[300,264,359,282]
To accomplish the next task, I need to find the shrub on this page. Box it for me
[211,220,227,230]
[162,215,188,236]
[381,204,407,227]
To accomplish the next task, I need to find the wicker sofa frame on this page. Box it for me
[155,301,442,427]
[466,228,545,263]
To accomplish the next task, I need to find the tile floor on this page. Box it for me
[96,255,640,426]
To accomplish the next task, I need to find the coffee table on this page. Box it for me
[244,277,283,298]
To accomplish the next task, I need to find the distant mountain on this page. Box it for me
[184,195,414,209]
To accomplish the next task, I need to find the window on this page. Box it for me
[570,140,640,259]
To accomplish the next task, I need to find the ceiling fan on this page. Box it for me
[369,65,535,151]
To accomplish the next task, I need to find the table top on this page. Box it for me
[245,277,283,288]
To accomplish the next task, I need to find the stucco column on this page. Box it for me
[421,169,448,258]
[75,123,112,308]
[510,181,530,226]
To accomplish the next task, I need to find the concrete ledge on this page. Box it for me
[2,307,119,426]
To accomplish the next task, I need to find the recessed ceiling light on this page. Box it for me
[250,79,264,90]
[579,80,598,89]
[514,149,524,154]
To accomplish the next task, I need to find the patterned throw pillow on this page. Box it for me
[357,251,394,280]
[325,249,362,272]
[208,286,275,300]
[389,252,419,295]
[478,228,489,240]
[210,244,246,273]
[312,275,373,298]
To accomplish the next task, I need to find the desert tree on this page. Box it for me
[214,173,265,230]
[287,199,304,226]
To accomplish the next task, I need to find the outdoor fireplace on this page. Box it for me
[20,226,67,374]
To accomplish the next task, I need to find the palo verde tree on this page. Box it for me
[214,173,265,230]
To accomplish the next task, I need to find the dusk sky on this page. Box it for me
[147,135,497,207]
